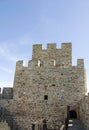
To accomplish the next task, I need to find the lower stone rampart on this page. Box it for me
[79,93,89,130]
[0,100,21,130]
[0,88,13,99]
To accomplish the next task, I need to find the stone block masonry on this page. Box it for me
[0,42,89,130]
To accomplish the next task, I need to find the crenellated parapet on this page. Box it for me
[15,43,72,69]
[13,43,86,100]
[15,43,85,70]
[32,43,72,62]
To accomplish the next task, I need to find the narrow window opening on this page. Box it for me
[44,95,48,100]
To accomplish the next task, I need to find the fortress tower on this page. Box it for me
[0,43,88,130]
[13,43,87,101]
[12,43,87,129]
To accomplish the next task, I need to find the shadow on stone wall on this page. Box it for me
[0,106,21,130]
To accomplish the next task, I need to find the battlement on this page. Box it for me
[32,43,57,52]
[32,43,71,51]
[16,60,24,68]
[15,43,85,69]
[62,42,72,50]
[0,87,13,99]
[32,43,72,59]
[30,43,72,68]
[32,43,72,67]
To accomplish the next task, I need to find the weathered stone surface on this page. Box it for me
[0,43,89,130]
[0,121,10,130]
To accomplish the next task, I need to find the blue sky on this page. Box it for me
[0,0,89,92]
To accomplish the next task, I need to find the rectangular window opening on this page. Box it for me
[44,95,48,100]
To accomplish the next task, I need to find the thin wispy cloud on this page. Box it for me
[19,34,34,45]
[0,37,33,63]
[0,67,13,73]
[0,47,5,54]
[0,44,19,62]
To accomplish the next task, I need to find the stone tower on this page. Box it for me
[12,43,87,129]
[13,43,87,100]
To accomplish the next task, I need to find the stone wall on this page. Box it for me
[0,43,88,130]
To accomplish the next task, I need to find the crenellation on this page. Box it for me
[16,60,24,70]
[33,44,42,50]
[77,59,84,68]
[47,43,56,50]
[62,42,72,50]
[32,44,42,59]
[62,43,72,53]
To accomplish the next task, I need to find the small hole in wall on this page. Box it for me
[44,95,48,100]
[61,73,63,75]
[52,84,55,86]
